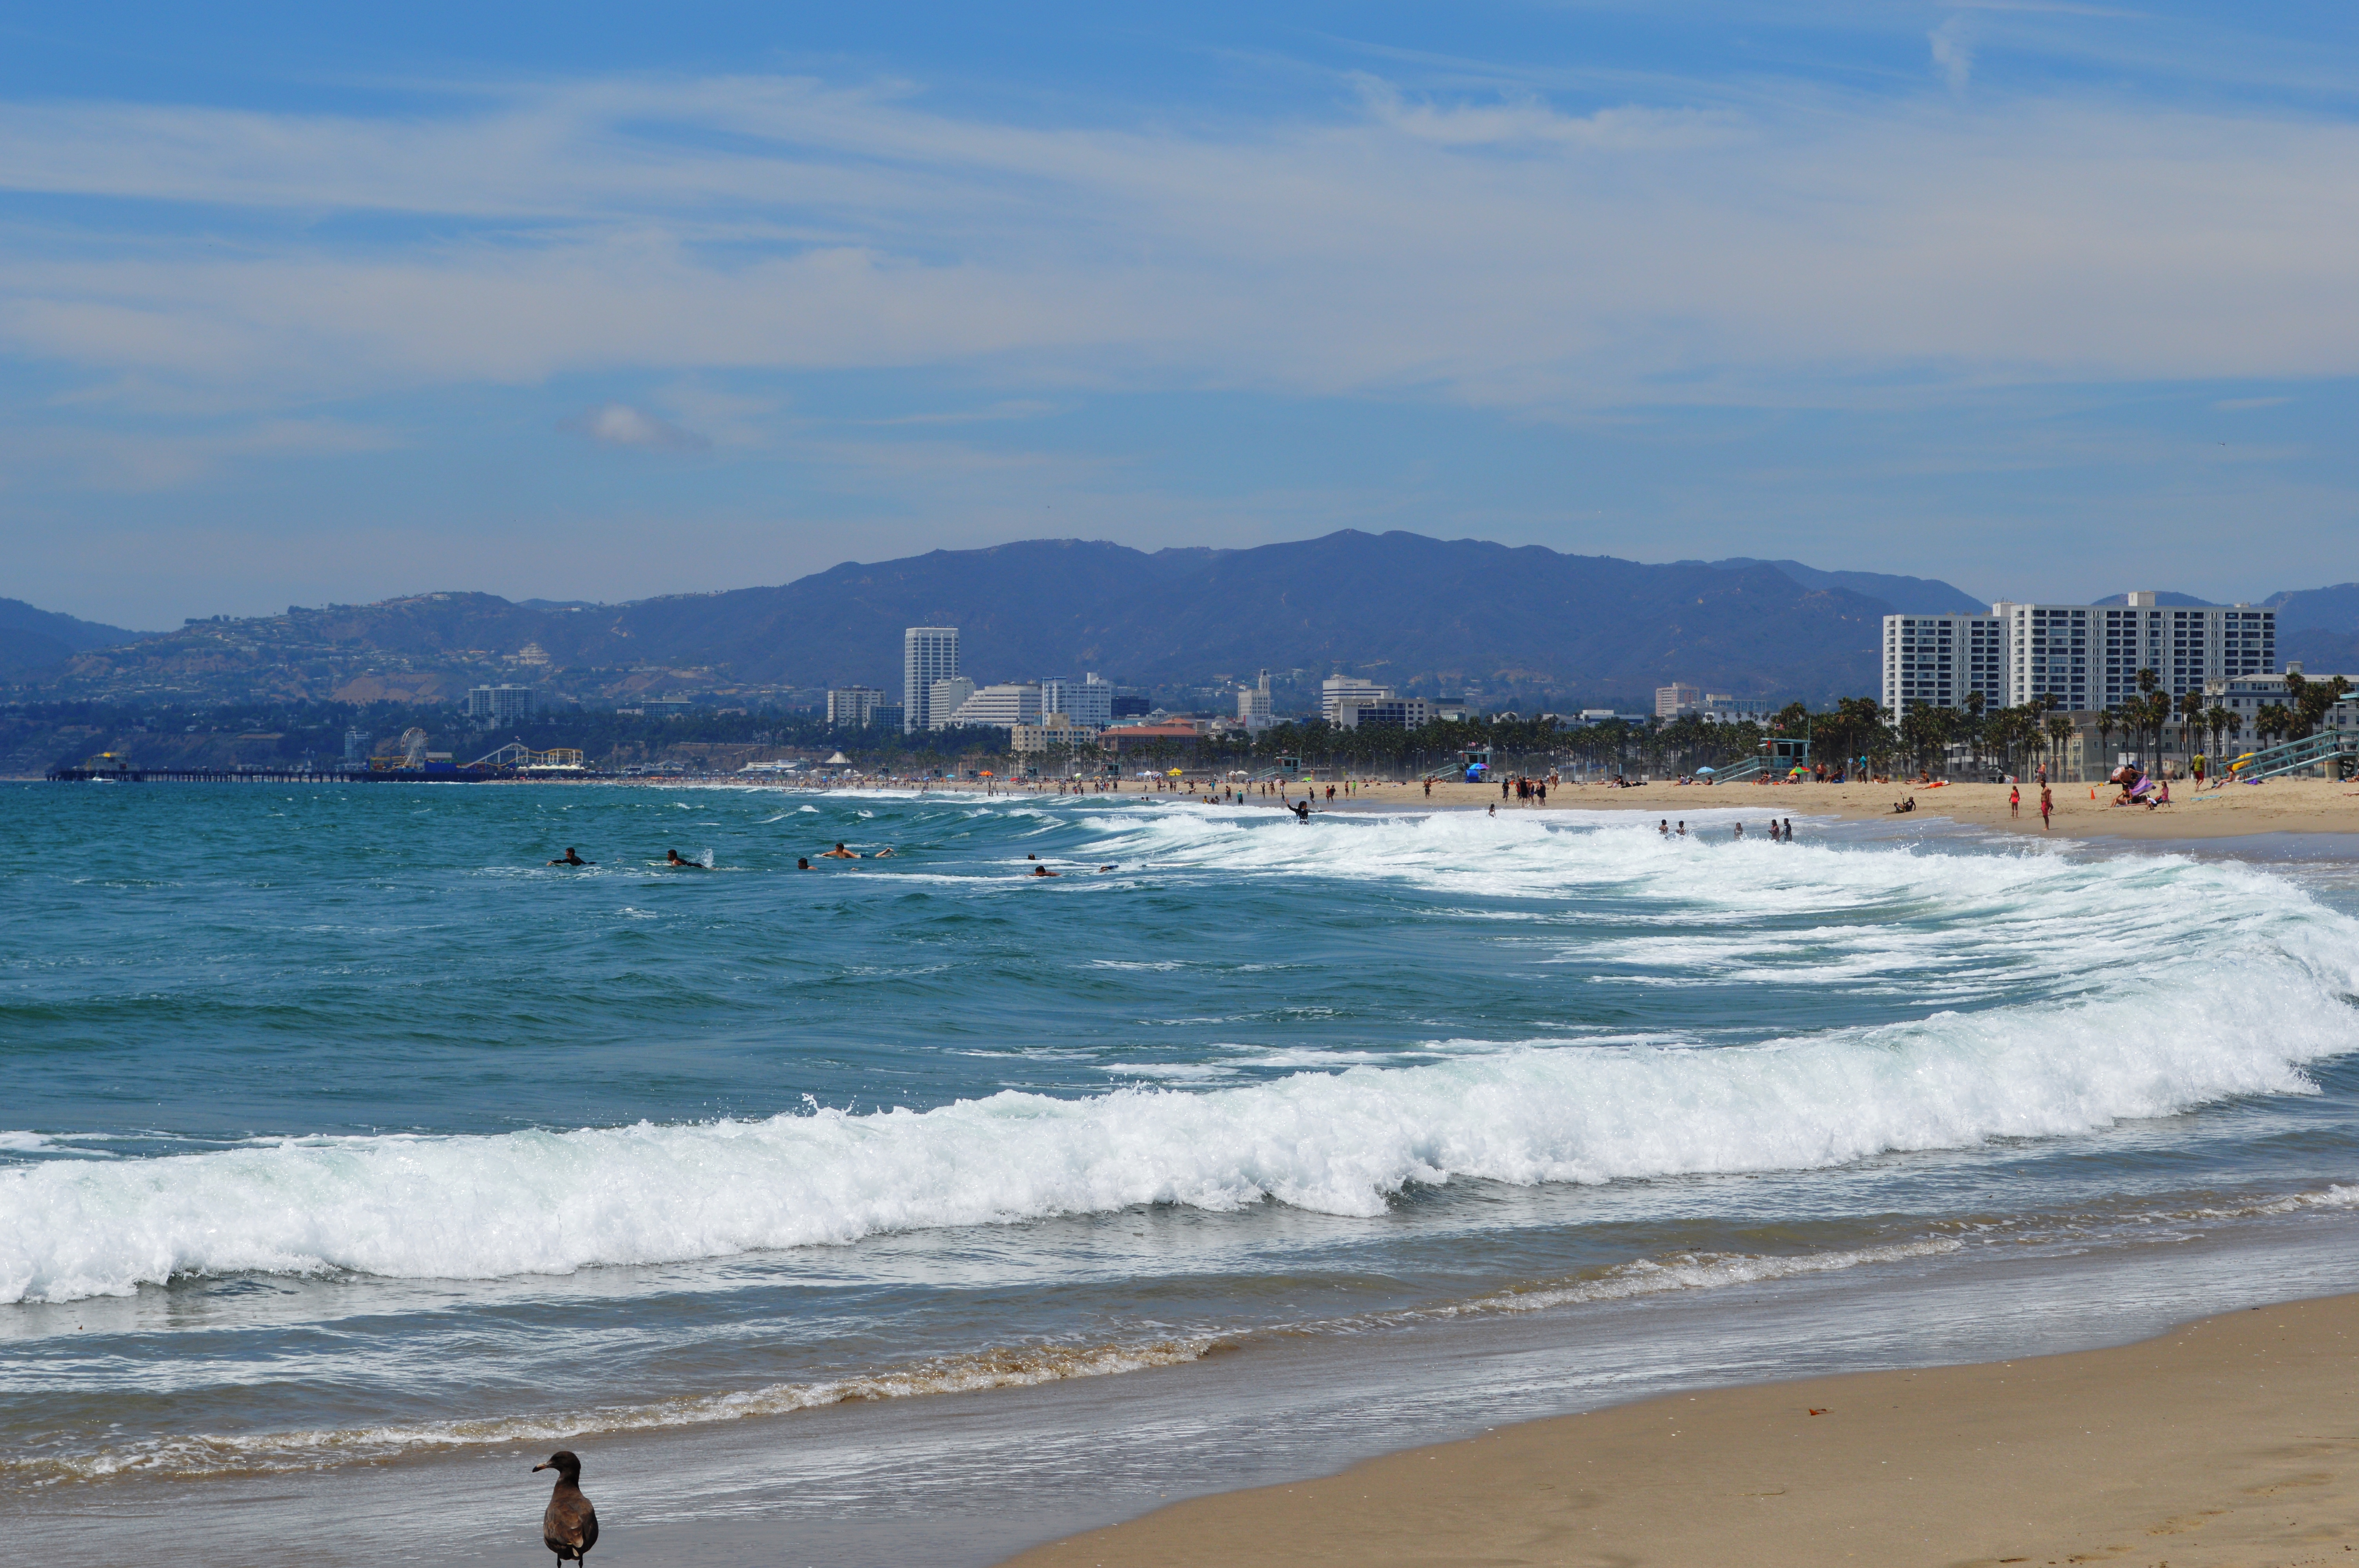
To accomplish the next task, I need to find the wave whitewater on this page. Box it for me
[5,829,2355,1306]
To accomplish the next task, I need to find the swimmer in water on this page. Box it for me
[796,857,812,870]
[1097,864,1116,872]
[665,849,707,869]
[548,848,591,866]
[1031,865,1060,877]
[1292,799,1311,822]
[821,842,860,859]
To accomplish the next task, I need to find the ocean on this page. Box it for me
[5,781,2357,1564]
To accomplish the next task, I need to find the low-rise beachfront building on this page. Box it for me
[1011,713,1101,755]
[1334,697,1435,730]
[1699,693,1772,724]
[925,677,977,729]
[2209,667,2359,733]
[1100,720,1206,755]
[826,685,885,726]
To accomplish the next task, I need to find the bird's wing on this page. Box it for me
[544,1494,596,1550]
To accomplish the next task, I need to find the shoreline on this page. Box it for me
[1004,1291,2359,1568]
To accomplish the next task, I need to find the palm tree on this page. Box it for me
[2045,712,2076,781]
[2204,704,2232,780]
[2255,701,2290,749]
[2096,708,2117,772]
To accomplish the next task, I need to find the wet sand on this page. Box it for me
[1005,1292,2359,1568]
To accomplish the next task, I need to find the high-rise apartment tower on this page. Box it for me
[903,627,961,734]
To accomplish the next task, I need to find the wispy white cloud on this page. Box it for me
[1930,17,1977,93]
[0,56,2356,500]
[564,401,709,451]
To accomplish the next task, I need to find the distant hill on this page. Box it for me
[0,599,150,677]
[38,534,1898,707]
[43,535,2357,709]
[2266,583,2359,634]
[2283,629,2359,674]
[2088,591,2219,607]
[1703,559,1986,615]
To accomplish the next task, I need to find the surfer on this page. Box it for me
[665,849,707,869]
[1031,865,1060,877]
[1292,799,1311,822]
[548,848,591,866]
[821,843,860,859]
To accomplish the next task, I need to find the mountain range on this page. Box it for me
[0,599,154,679]
[16,532,2359,709]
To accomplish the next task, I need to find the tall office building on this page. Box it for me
[1039,673,1114,728]
[903,627,960,734]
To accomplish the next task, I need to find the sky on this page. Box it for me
[4,2,2358,630]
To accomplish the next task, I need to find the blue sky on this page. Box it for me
[4,2,2358,629]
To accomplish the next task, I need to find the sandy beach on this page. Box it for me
[1411,774,2359,839]
[860,773,2359,840]
[1007,1292,2359,1568]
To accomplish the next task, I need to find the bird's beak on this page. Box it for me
[533,1462,549,1472]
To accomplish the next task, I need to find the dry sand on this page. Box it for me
[1005,1293,2359,1568]
[1316,775,2359,840]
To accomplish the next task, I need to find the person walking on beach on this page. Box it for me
[2039,784,2052,830]
[2009,783,2020,818]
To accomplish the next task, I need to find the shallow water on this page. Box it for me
[4,782,2356,1541]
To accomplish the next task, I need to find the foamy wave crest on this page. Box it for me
[7,1337,1216,1483]
[5,948,2352,1304]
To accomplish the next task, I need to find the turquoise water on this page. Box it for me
[4,781,2358,1544]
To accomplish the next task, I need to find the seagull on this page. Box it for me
[532,1450,600,1564]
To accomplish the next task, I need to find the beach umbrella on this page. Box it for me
[1694,766,1716,775]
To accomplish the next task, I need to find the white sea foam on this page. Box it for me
[4,832,2353,1305]
[1430,1239,1968,1318]
[6,1336,1218,1482]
